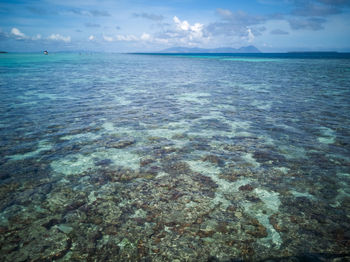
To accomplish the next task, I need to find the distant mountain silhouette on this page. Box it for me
[160,45,261,53]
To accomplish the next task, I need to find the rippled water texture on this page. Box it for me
[0,53,350,261]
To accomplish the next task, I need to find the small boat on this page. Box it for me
[44,50,48,55]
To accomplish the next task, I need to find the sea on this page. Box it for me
[0,52,349,261]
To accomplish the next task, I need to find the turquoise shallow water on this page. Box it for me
[0,53,350,261]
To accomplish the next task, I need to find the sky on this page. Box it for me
[0,0,350,52]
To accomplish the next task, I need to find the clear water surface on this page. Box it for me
[0,53,350,261]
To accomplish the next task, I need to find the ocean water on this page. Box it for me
[0,52,350,261]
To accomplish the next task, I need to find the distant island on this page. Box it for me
[287,51,338,53]
[0,51,8,54]
[158,45,261,53]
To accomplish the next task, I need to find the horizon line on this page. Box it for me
[1,50,349,54]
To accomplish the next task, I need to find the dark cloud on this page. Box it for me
[292,1,341,16]
[151,22,171,30]
[69,9,86,15]
[116,26,121,30]
[270,29,289,35]
[26,6,58,15]
[286,0,350,31]
[90,10,110,17]
[209,0,346,37]
[269,13,286,20]
[0,31,9,41]
[69,9,110,17]
[288,17,326,30]
[133,13,164,21]
[206,9,268,37]
[85,23,100,28]
[216,9,266,25]
[291,0,350,17]
[249,27,266,37]
[201,0,347,42]
[317,0,350,5]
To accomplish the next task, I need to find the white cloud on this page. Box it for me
[115,34,138,41]
[174,16,190,31]
[48,33,71,42]
[9,28,42,41]
[103,35,114,42]
[103,34,139,42]
[240,28,255,43]
[168,16,208,46]
[247,28,255,42]
[89,35,95,41]
[216,8,233,18]
[98,17,207,47]
[140,33,151,41]
[32,34,41,40]
[154,38,169,44]
[173,16,204,36]
[102,33,151,43]
[11,28,26,39]
[207,9,267,44]
[189,23,204,39]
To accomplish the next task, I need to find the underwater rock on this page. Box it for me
[239,184,254,191]
[269,214,286,233]
[140,158,156,167]
[246,218,268,238]
[162,161,191,175]
[42,218,60,230]
[104,168,138,182]
[223,144,247,152]
[191,173,218,198]
[0,170,10,180]
[136,239,148,261]
[226,205,237,213]
[138,172,157,180]
[64,199,86,213]
[171,133,188,140]
[0,182,20,210]
[147,136,164,142]
[63,208,88,224]
[185,140,212,151]
[89,239,122,261]
[68,224,104,259]
[43,186,87,213]
[235,211,243,219]
[57,224,73,234]
[332,228,350,248]
[201,155,224,166]
[253,150,286,165]
[197,229,215,238]
[95,159,113,166]
[94,200,122,224]
[170,190,185,200]
[239,243,255,259]
[2,225,71,261]
[245,196,261,203]
[160,146,177,154]
[219,167,256,182]
[215,222,230,234]
[218,171,240,182]
[104,225,118,235]
[106,167,157,182]
[0,226,9,234]
[107,139,135,149]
